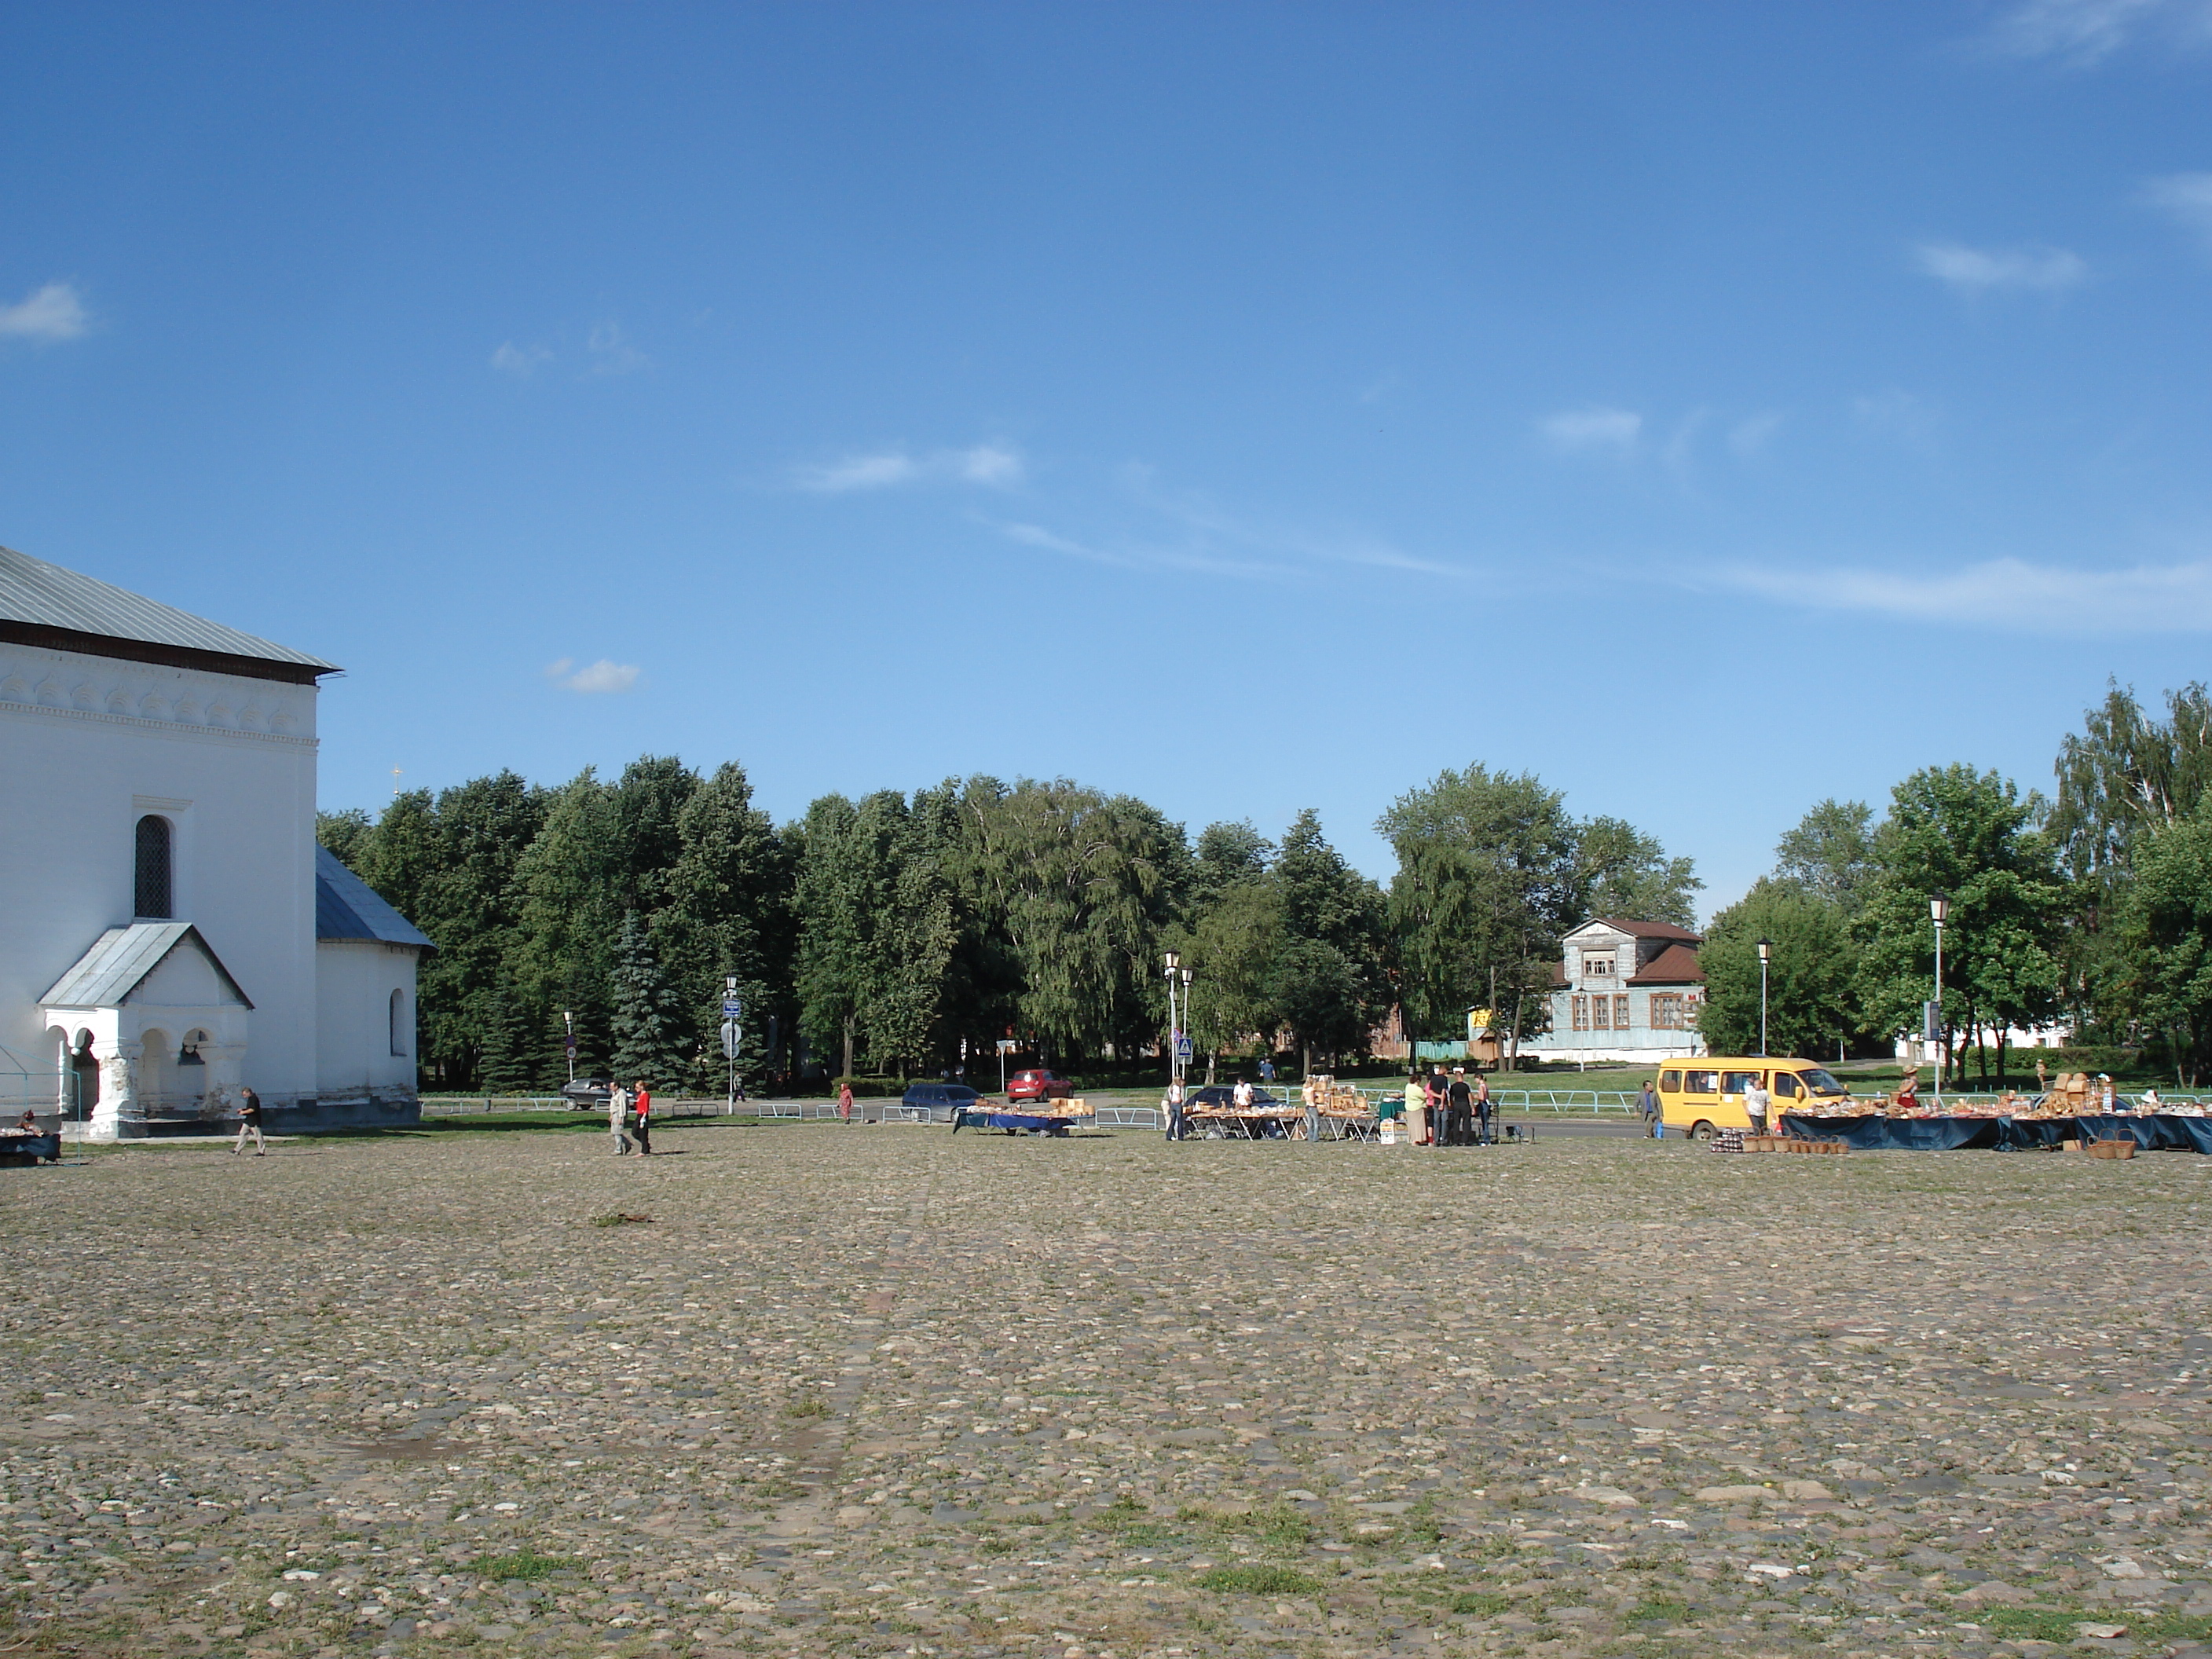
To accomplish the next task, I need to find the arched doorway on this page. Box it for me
[70,1031,99,1121]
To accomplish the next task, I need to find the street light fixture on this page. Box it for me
[1163,952,1182,1086]
[1929,892,1950,1088]
[1756,937,1773,1058]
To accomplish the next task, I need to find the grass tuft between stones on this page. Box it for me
[1451,1591,1513,1617]
[474,1547,577,1581]
[1195,1563,1321,1595]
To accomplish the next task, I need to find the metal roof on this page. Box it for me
[0,544,335,672]
[39,923,255,1009]
[316,847,435,949]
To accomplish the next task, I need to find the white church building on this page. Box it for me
[1,545,431,1139]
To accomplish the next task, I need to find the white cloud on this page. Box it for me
[491,341,551,376]
[1727,412,1785,458]
[1852,388,1940,451]
[585,322,648,376]
[544,657,640,693]
[0,281,89,341]
[1539,406,1643,452]
[1990,0,2212,64]
[793,442,1024,493]
[1914,241,2087,295]
[2140,172,2212,251]
[1714,556,2212,633]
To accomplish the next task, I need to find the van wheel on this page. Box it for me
[1690,1120,1715,1141]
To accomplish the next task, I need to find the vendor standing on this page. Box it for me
[1400,1071,1424,1145]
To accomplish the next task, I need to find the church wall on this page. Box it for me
[315,939,419,1100]
[0,642,320,1103]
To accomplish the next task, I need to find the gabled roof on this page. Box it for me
[316,847,434,949]
[1595,917,1701,943]
[0,544,336,685]
[40,923,255,1009]
[1626,943,1706,986]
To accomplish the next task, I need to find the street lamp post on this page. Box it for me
[562,1009,575,1084]
[1163,950,1181,1087]
[1929,892,1950,1089]
[1756,937,1772,1058]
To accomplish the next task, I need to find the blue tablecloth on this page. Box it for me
[0,1133,61,1163]
[1782,1113,2212,1152]
[952,1109,1071,1137]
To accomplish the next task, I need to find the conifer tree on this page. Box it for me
[607,911,692,1090]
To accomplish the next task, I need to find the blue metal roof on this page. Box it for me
[315,847,434,950]
[0,544,336,672]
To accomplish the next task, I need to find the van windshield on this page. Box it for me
[1799,1068,1847,1097]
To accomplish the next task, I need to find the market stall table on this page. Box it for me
[1782,1112,2212,1152]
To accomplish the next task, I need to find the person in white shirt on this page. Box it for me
[1232,1077,1254,1111]
[1163,1077,1187,1142]
[607,1083,633,1155]
[1743,1075,1770,1136]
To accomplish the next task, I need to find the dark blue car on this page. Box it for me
[901,1082,981,1122]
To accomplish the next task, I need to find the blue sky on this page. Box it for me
[5,2,2211,915]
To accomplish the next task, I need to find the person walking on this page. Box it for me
[607,1081,632,1155]
[230,1085,266,1156]
[1474,1071,1493,1144]
[1302,1075,1320,1144]
[838,1080,855,1122]
[632,1080,653,1155]
[1163,1075,1187,1143]
[1637,1079,1662,1139]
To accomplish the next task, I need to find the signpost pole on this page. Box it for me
[721,978,742,1115]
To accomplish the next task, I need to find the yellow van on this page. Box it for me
[1654,1058,1851,1139]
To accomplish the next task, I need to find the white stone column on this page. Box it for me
[90,1040,146,1142]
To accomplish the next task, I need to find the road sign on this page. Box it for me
[722,999,744,1017]
[720,1020,741,1060]
[1922,1000,1941,1042]
[1174,1035,1194,1062]
[995,1038,1017,1053]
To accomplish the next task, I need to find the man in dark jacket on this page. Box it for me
[230,1086,266,1156]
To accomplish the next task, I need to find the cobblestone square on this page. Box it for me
[8,1120,2212,1659]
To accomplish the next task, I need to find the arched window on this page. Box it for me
[134,815,173,919]
[390,988,408,1057]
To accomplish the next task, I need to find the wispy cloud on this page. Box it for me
[1712,556,2212,633]
[1914,241,2088,295]
[585,322,648,377]
[1539,406,1643,453]
[544,657,641,693]
[491,341,551,376]
[1727,412,1785,458]
[1989,0,2212,64]
[2140,172,2212,252]
[0,281,89,341]
[793,442,1025,493]
[1853,389,1941,452]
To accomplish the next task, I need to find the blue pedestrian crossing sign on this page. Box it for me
[1174,1035,1193,1062]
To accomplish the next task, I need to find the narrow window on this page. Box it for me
[1593,995,1610,1030]
[134,815,173,918]
[390,988,408,1057]
[1572,995,1589,1031]
[1614,994,1631,1030]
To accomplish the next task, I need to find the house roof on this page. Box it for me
[1595,917,1702,943]
[1626,943,1706,986]
[316,847,434,949]
[0,544,337,685]
[39,922,255,1009]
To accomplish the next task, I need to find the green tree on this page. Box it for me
[1180,880,1282,1068]
[1772,799,1877,914]
[1268,809,1390,1072]
[1574,817,1702,928]
[2112,803,2212,1085]
[1696,880,1855,1059]
[476,970,539,1097]
[1853,764,2067,1086]
[315,808,372,869]
[607,910,691,1090]
[658,761,795,1090]
[511,770,626,1082]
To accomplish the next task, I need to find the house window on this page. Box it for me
[1592,995,1610,1030]
[390,988,408,1057]
[134,815,173,919]
[1571,995,1589,1031]
[1614,994,1631,1030]
[1650,993,1685,1029]
[1584,954,1616,979]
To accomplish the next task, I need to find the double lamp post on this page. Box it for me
[1163,950,1194,1087]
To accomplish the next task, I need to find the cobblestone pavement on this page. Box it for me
[8,1121,2212,1659]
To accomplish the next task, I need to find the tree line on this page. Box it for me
[1696,682,2212,1086]
[317,760,1701,1093]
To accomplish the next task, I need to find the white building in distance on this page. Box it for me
[0,545,430,1139]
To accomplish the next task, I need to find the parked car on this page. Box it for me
[1182,1084,1283,1111]
[1006,1069,1075,1104]
[902,1082,982,1123]
[562,1078,613,1110]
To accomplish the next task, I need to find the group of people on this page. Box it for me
[605,1080,655,1155]
[1381,1064,1496,1146]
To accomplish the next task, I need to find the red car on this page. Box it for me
[1006,1068,1075,1103]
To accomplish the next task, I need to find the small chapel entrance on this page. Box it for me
[70,1031,99,1121]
